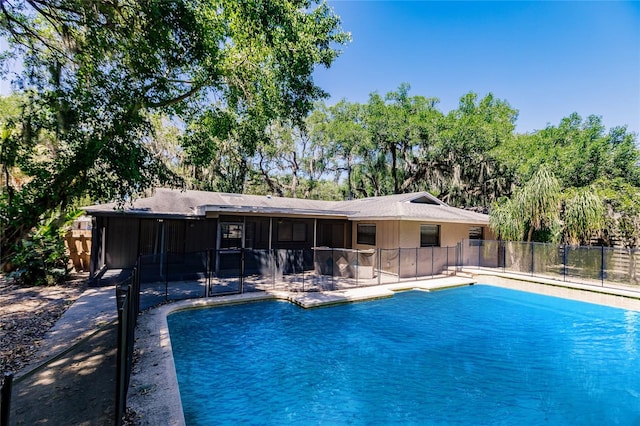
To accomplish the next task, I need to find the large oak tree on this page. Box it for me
[0,0,349,266]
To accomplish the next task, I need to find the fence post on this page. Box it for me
[1,372,13,426]
[601,245,605,286]
[477,241,481,268]
[502,241,506,273]
[377,249,381,286]
[270,249,274,289]
[240,248,245,294]
[431,247,434,278]
[563,244,567,282]
[446,247,449,276]
[356,248,360,287]
[415,248,418,280]
[331,248,335,290]
[164,252,169,302]
[398,248,401,283]
[115,286,128,426]
[206,250,210,297]
[531,242,535,276]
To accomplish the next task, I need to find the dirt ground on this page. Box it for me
[1,274,120,426]
[0,275,87,375]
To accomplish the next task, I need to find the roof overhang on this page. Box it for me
[85,209,203,220]
[347,216,489,225]
[200,205,351,220]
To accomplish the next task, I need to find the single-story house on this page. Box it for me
[84,188,493,278]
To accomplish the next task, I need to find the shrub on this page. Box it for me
[9,213,75,286]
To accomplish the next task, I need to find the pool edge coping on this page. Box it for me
[126,274,640,425]
[125,276,475,425]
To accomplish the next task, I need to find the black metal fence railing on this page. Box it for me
[1,372,12,426]
[115,267,140,426]
[134,246,459,304]
[1,270,137,426]
[461,239,640,291]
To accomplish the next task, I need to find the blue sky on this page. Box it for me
[313,1,640,135]
[1,1,638,136]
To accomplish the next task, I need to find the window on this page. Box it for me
[278,222,292,241]
[277,221,307,242]
[357,224,376,245]
[420,224,440,247]
[220,223,242,249]
[469,226,483,246]
[292,223,307,242]
[469,226,483,240]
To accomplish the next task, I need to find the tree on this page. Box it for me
[0,0,349,270]
[251,121,328,198]
[432,92,517,206]
[306,88,518,204]
[307,100,368,199]
[489,167,561,242]
[562,188,605,246]
[180,108,252,193]
[489,196,524,242]
[495,113,639,188]
[593,178,640,248]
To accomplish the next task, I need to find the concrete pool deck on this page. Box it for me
[126,274,640,425]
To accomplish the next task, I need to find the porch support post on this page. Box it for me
[313,219,317,273]
[89,216,100,278]
[269,218,274,286]
[100,222,106,270]
[313,219,317,248]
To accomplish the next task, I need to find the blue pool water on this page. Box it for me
[168,285,640,425]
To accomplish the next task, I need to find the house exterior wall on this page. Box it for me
[92,210,491,274]
[399,221,421,247]
[105,217,140,269]
[100,217,218,271]
[484,226,496,240]
[316,219,351,248]
[440,223,469,247]
[352,220,493,250]
[185,219,217,252]
[352,220,400,250]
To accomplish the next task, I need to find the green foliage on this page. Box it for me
[305,87,520,204]
[0,0,349,265]
[562,188,605,245]
[517,167,562,242]
[487,112,640,246]
[434,92,517,206]
[8,211,82,286]
[489,197,524,241]
[495,113,639,187]
[489,167,562,243]
[592,178,640,248]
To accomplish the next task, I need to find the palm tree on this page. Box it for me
[490,167,561,242]
[518,167,562,242]
[563,188,605,245]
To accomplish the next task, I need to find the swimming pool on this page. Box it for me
[168,285,640,424]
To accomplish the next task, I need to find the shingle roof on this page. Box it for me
[333,192,488,224]
[83,188,488,224]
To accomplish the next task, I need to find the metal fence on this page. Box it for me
[116,268,140,426]
[0,270,137,426]
[135,246,459,305]
[1,372,11,426]
[461,239,640,291]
